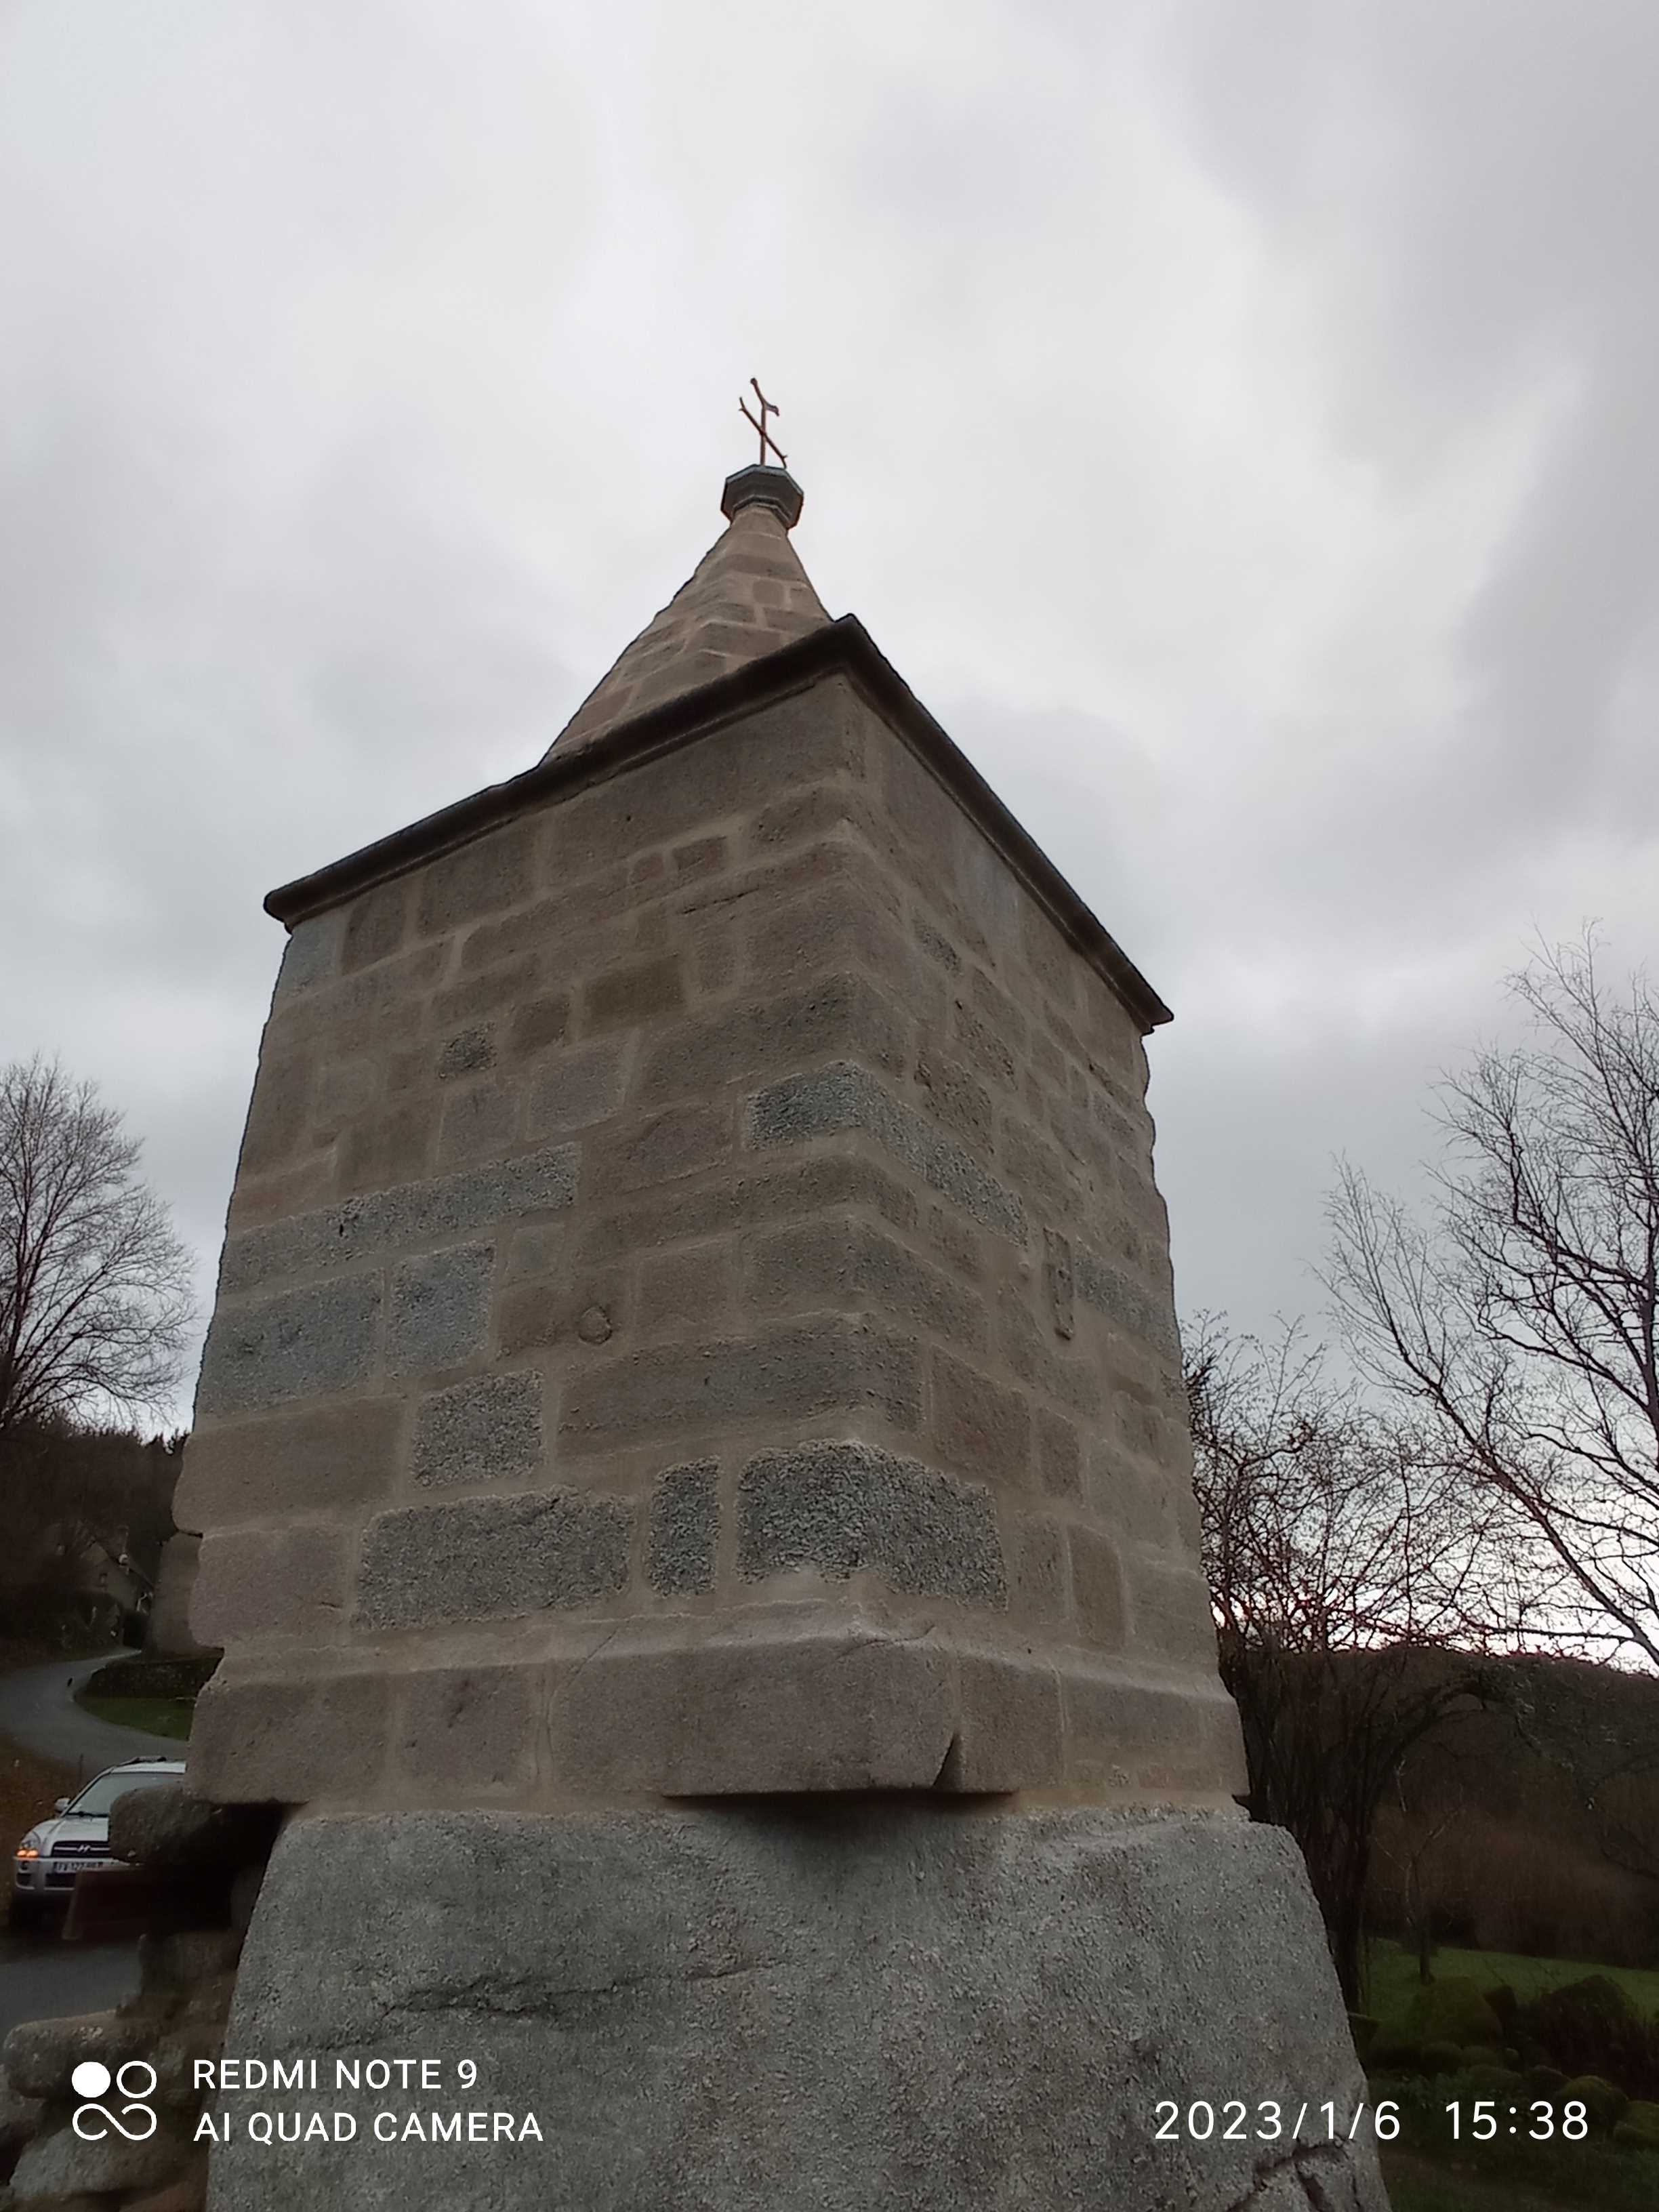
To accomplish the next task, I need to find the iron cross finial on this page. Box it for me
[739,377,787,468]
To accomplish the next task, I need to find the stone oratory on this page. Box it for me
[182,449,1386,2211]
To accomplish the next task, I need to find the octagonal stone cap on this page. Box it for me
[722,464,804,529]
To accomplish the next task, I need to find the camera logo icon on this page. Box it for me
[70,2059,158,2142]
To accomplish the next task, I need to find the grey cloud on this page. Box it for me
[2,0,1655,1416]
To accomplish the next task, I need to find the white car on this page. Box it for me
[10,1757,185,1925]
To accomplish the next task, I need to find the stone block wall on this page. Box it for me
[179,669,1242,1811]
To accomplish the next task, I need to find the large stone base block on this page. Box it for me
[210,1806,1388,2212]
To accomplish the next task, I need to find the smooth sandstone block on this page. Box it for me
[174,1399,403,1531]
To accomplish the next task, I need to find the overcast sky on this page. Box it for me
[3,0,1655,1425]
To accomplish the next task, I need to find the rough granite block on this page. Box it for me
[646,1460,719,1595]
[436,1027,495,1079]
[388,1244,493,1375]
[1076,1246,1180,1357]
[356,1490,632,1630]
[411,1372,541,1490]
[195,1273,383,1418]
[208,1807,1385,2212]
[738,1440,1005,1605]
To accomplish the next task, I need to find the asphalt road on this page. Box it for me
[0,1652,182,1778]
[0,1654,175,2044]
[0,1925,140,2041]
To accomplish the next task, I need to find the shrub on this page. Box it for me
[1418,2041,1466,2075]
[1370,2032,1425,2073]
[83,1652,217,1700]
[1564,2074,1629,2132]
[1406,1978,1504,2049]
[1516,1975,1659,2098]
[1462,2063,1528,2103]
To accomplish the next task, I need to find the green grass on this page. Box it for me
[1382,2147,1580,2212]
[1372,2079,1659,2212]
[1364,1940,1659,2211]
[75,1693,192,1741]
[1366,1936,1659,2026]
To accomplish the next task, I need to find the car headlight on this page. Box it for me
[14,1833,42,1860]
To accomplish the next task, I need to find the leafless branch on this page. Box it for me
[0,1055,194,1443]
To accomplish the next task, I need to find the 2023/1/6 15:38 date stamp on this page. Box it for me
[1153,2097,1592,2146]
[1154,2100,1400,2146]
[1445,2098,1591,2142]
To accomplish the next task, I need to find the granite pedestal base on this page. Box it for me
[209,1805,1388,2212]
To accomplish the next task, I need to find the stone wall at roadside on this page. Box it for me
[147,1536,210,1659]
[1,1793,278,2212]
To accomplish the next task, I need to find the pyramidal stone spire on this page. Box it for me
[545,464,828,759]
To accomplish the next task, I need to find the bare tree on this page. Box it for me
[1375,1755,1469,1984]
[1326,937,1659,1671]
[1496,1654,1659,1891]
[1186,1315,1511,2003]
[0,1057,194,1442]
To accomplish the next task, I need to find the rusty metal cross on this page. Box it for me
[739,377,787,468]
